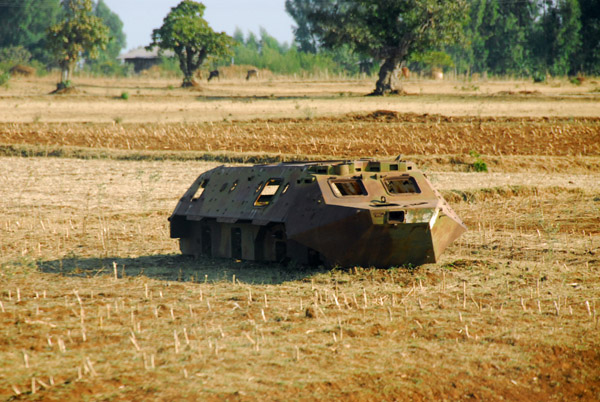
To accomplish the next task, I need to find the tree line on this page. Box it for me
[0,0,125,77]
[452,0,598,78]
[0,0,598,94]
[223,28,371,76]
[286,0,599,78]
[285,0,598,93]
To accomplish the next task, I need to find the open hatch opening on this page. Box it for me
[192,179,209,201]
[388,210,405,223]
[254,178,283,206]
[330,179,368,197]
[384,176,420,194]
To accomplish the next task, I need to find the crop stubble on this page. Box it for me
[0,106,599,399]
[1,148,599,399]
[1,114,599,159]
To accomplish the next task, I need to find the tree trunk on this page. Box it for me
[181,48,207,88]
[57,60,73,90]
[177,47,194,87]
[61,67,69,84]
[373,57,402,95]
[182,46,193,87]
[181,74,194,87]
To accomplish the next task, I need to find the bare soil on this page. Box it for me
[1,155,599,401]
[1,113,599,163]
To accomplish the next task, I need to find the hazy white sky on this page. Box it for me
[103,0,296,51]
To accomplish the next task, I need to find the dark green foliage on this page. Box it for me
[84,0,127,76]
[0,0,62,64]
[532,0,581,76]
[575,0,600,74]
[149,1,235,87]
[285,0,322,54]
[449,0,537,76]
[472,159,488,172]
[286,0,593,79]
[94,0,126,60]
[0,72,10,87]
[0,0,597,78]
[490,0,536,75]
[469,151,488,172]
[410,51,455,74]
[452,0,585,77]
[0,46,32,66]
[532,71,546,83]
[286,0,468,94]
[0,46,34,75]
[226,29,340,75]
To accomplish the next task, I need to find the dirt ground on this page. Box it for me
[0,76,599,400]
[1,114,599,164]
[1,156,599,401]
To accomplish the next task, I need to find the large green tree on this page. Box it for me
[85,0,127,75]
[288,0,467,95]
[94,0,126,60]
[149,1,234,87]
[483,0,536,75]
[575,0,600,74]
[533,0,581,76]
[47,0,110,89]
[286,0,376,76]
[0,0,62,63]
[285,0,321,53]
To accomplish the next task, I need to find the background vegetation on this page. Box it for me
[0,0,598,82]
[286,0,599,78]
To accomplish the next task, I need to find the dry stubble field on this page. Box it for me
[0,75,599,401]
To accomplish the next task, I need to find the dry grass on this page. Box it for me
[2,262,599,400]
[0,76,599,400]
[1,156,599,400]
[2,76,600,123]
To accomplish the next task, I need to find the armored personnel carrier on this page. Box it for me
[169,158,466,268]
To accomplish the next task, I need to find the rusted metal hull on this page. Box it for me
[288,208,465,268]
[169,158,466,268]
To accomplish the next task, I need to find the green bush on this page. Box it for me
[57,80,72,90]
[0,72,10,87]
[29,60,49,77]
[469,150,488,172]
[120,91,129,100]
[532,72,546,83]
[472,159,488,172]
[85,59,133,77]
[0,46,31,66]
[159,56,181,75]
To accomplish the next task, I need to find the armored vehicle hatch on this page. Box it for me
[169,158,466,268]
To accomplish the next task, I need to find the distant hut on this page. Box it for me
[117,47,174,73]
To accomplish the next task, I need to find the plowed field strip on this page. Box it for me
[1,114,599,158]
